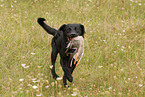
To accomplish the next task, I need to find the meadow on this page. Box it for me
[0,0,145,97]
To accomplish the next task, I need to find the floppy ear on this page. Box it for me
[59,24,66,31]
[80,24,85,37]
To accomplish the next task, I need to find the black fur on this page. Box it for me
[37,18,85,87]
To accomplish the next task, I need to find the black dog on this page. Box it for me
[37,18,85,87]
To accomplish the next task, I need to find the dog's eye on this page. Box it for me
[74,27,77,30]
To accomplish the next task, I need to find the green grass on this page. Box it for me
[0,0,145,97]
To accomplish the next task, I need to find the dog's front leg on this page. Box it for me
[51,41,59,79]
[61,59,73,83]
[63,73,68,87]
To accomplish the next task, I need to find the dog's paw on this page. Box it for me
[37,18,46,24]
[67,75,73,82]
[53,74,59,79]
[64,85,70,88]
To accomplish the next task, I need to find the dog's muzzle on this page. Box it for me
[67,33,79,41]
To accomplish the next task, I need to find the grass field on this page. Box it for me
[0,0,145,97]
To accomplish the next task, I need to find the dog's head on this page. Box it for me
[59,24,85,40]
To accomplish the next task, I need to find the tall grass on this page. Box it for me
[0,0,144,96]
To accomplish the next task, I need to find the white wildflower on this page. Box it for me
[98,66,103,68]
[0,4,4,7]
[120,69,124,71]
[121,49,124,51]
[19,87,22,90]
[19,79,24,82]
[56,77,62,81]
[108,87,112,90]
[71,92,77,96]
[21,64,26,67]
[32,78,37,81]
[31,53,35,55]
[27,84,32,86]
[32,80,38,83]
[36,94,42,96]
[32,85,38,89]
[128,78,131,80]
[45,85,50,88]
[110,64,113,66]
[136,76,138,79]
[24,65,30,68]
[50,65,53,69]
[138,3,141,5]
[139,84,143,87]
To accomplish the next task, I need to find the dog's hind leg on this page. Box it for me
[51,40,59,79]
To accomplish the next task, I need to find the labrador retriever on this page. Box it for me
[37,18,85,87]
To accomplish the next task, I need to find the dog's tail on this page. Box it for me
[37,18,58,36]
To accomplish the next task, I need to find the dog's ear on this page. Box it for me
[59,24,66,31]
[80,24,85,37]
